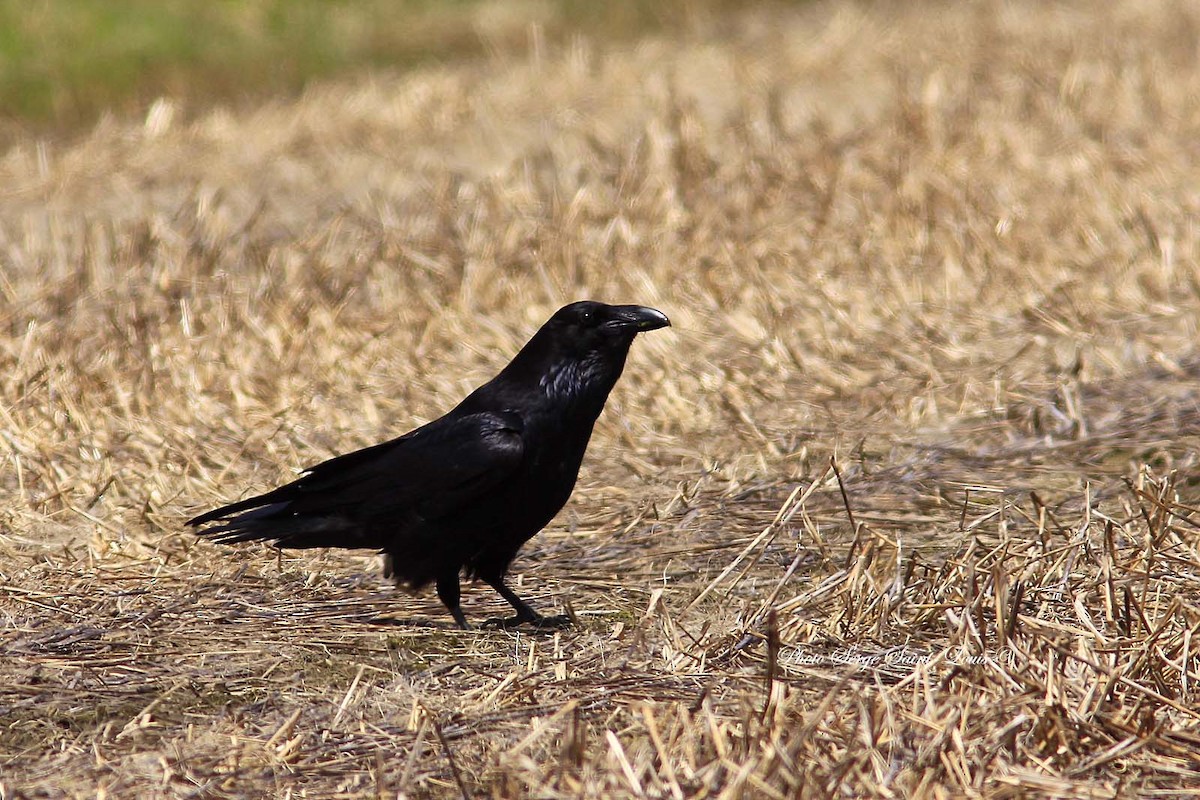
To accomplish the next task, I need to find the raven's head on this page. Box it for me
[547,301,671,352]
[499,301,670,402]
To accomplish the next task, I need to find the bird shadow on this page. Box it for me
[363,614,574,635]
[364,615,462,630]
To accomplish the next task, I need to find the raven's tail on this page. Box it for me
[188,491,360,549]
[188,489,285,528]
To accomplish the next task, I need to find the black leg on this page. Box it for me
[487,577,541,622]
[436,571,471,630]
[481,576,571,629]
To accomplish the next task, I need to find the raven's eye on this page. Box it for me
[578,308,594,325]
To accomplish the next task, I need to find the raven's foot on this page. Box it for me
[482,613,572,630]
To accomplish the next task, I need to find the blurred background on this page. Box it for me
[0,0,751,144]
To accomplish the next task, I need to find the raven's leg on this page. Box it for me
[436,571,471,630]
[481,576,571,629]
[487,578,540,623]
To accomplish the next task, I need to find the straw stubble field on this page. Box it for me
[4,0,1200,796]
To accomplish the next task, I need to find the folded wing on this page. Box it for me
[188,411,525,549]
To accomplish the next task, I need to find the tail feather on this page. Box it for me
[190,495,363,549]
[193,501,291,532]
[187,490,289,527]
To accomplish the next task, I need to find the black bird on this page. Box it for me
[188,301,670,629]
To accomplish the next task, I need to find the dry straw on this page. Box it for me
[4,0,1200,796]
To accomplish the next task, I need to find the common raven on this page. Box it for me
[188,301,670,629]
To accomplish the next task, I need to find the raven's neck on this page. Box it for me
[535,351,627,417]
[485,340,631,426]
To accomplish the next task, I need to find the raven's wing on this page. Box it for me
[188,410,525,548]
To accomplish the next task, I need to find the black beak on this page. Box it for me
[605,305,671,333]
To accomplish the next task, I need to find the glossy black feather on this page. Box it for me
[188,301,670,628]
